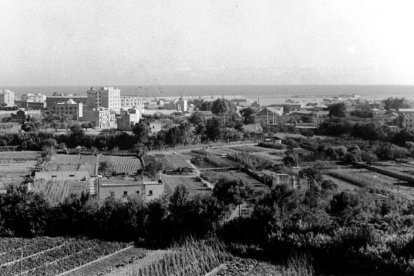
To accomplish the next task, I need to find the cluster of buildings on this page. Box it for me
[2,87,190,130]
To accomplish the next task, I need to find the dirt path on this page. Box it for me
[105,249,170,276]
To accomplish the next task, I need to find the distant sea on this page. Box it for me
[2,85,414,105]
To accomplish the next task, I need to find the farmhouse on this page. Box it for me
[98,176,164,202]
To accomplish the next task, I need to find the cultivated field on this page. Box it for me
[200,170,268,192]
[152,154,193,171]
[161,175,211,196]
[0,151,40,187]
[99,155,142,175]
[44,154,97,175]
[30,179,88,204]
[0,237,133,276]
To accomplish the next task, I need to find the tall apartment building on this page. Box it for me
[54,99,83,120]
[87,87,121,113]
[46,94,87,110]
[120,96,144,110]
[0,90,15,107]
[399,108,414,132]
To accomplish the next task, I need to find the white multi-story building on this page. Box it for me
[120,96,144,110]
[87,86,121,113]
[54,99,83,120]
[21,93,46,103]
[83,107,116,129]
[0,90,15,107]
[399,108,414,132]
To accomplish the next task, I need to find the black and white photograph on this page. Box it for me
[0,0,414,275]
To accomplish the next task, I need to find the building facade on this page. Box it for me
[87,86,121,113]
[98,178,164,202]
[46,94,87,110]
[399,108,414,132]
[0,90,15,107]
[54,99,83,120]
[120,96,144,110]
[21,93,46,103]
[164,99,188,112]
[117,109,140,131]
[83,107,116,129]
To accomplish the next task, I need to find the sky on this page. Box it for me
[1,0,414,86]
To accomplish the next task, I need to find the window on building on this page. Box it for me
[69,174,75,177]
[123,191,128,196]
[136,191,140,194]
[52,175,57,178]
[148,190,153,196]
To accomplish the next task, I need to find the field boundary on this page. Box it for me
[57,245,134,276]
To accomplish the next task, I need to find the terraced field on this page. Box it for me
[30,180,88,204]
[0,237,133,276]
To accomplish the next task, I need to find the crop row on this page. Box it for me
[0,237,66,265]
[326,169,392,190]
[0,239,127,276]
[122,239,231,276]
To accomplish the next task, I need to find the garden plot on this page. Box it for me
[232,145,273,153]
[0,151,40,186]
[326,168,397,189]
[99,155,142,175]
[30,179,88,204]
[44,154,97,175]
[161,175,211,197]
[0,237,131,276]
[153,154,193,171]
[188,150,239,168]
[200,170,268,192]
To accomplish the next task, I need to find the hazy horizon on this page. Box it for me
[1,0,414,86]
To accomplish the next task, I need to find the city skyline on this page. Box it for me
[1,0,413,86]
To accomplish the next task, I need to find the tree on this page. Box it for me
[205,117,222,141]
[382,97,411,111]
[68,124,85,147]
[213,178,252,206]
[283,153,298,167]
[98,160,114,176]
[299,167,323,187]
[328,103,347,118]
[211,98,236,116]
[133,143,147,168]
[145,160,164,179]
[240,108,256,124]
[132,121,150,143]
